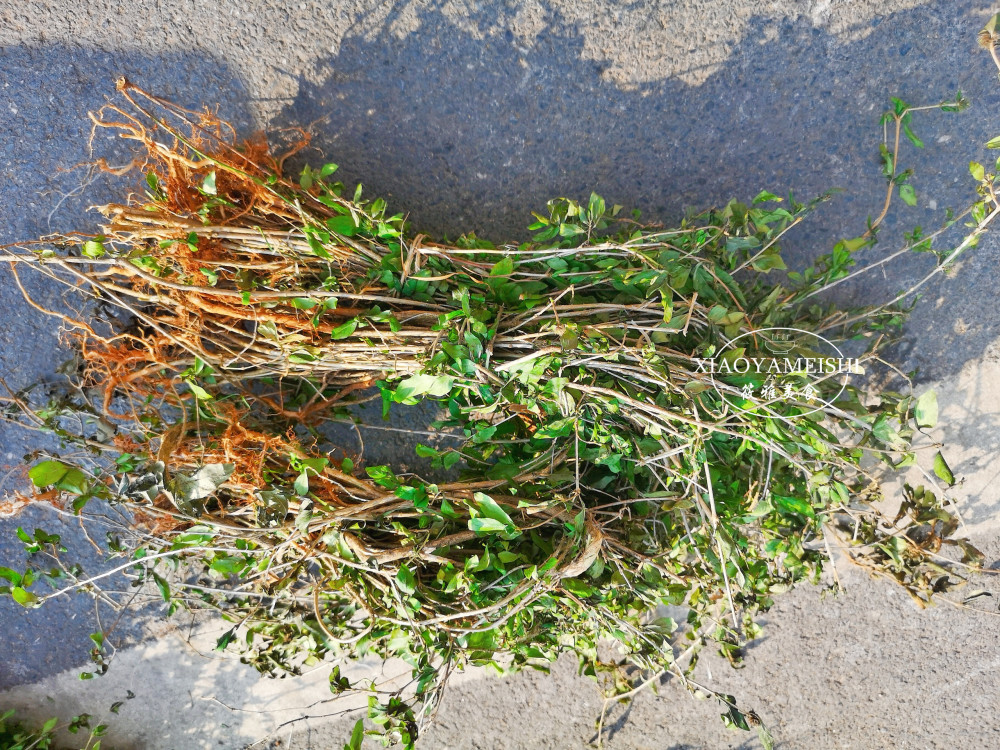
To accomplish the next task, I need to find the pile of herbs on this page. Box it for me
[3,33,1000,746]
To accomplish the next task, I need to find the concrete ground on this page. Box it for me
[2,1,1000,748]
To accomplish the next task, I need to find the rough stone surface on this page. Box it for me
[1,2,999,748]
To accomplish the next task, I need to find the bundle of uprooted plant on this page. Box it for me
[3,42,1000,747]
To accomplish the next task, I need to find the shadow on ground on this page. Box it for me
[275,0,1000,384]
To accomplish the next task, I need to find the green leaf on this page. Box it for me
[587,192,605,220]
[872,415,905,449]
[396,566,417,595]
[903,122,924,149]
[187,381,212,401]
[301,458,329,474]
[752,190,782,204]
[329,665,351,694]
[330,318,359,340]
[170,530,215,549]
[414,443,439,458]
[0,567,22,586]
[202,171,217,195]
[986,135,1000,149]
[491,257,514,278]
[758,724,776,750]
[346,719,365,750]
[55,468,90,495]
[393,373,454,402]
[326,215,358,237]
[294,471,310,496]
[366,465,400,490]
[11,586,38,607]
[559,223,585,237]
[29,460,69,487]
[773,494,814,518]
[970,161,986,182]
[215,628,237,651]
[914,390,938,429]
[750,251,786,271]
[933,451,955,486]
[721,702,750,731]
[898,184,917,207]
[468,517,509,535]
[69,714,92,733]
[890,97,909,116]
[152,573,170,602]
[307,233,331,259]
[473,492,515,528]
[840,236,868,252]
[82,240,106,258]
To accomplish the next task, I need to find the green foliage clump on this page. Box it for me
[0,709,112,750]
[0,61,997,750]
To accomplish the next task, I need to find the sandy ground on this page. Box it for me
[2,1,1000,748]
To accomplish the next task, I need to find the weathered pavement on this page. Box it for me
[2,2,999,747]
